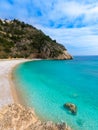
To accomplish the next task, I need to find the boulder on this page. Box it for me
[64,103,77,115]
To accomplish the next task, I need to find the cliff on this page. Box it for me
[0,103,71,130]
[0,19,72,59]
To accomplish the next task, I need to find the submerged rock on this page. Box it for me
[0,103,72,130]
[64,103,77,115]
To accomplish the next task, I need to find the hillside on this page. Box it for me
[0,19,72,59]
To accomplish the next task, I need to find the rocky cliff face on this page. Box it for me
[0,103,72,130]
[0,19,72,59]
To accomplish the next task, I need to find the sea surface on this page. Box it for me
[13,56,98,130]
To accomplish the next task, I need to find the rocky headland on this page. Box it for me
[0,19,72,60]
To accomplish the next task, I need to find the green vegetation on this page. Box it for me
[0,19,70,59]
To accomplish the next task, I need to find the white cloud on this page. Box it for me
[51,1,84,18]
[47,1,98,27]
[36,25,98,55]
[0,0,98,55]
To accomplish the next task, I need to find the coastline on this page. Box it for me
[0,59,31,108]
[9,59,32,105]
[0,58,71,130]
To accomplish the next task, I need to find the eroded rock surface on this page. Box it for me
[0,103,72,130]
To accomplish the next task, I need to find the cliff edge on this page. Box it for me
[0,19,72,60]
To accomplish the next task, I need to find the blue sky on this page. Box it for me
[0,0,98,55]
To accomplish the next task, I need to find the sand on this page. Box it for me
[0,59,30,108]
[0,59,71,130]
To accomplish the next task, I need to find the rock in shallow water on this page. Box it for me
[64,103,77,115]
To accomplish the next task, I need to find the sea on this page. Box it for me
[13,56,98,130]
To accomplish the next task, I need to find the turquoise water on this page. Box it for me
[13,56,98,130]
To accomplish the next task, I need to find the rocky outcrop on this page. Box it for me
[0,103,72,130]
[56,51,72,60]
[64,103,77,115]
[0,19,72,60]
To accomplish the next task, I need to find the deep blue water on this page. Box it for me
[13,56,98,130]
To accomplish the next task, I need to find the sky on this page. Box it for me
[0,0,98,55]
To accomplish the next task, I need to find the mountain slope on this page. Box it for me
[0,19,72,59]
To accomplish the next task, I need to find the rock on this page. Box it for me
[0,103,72,130]
[64,103,77,115]
[56,51,73,60]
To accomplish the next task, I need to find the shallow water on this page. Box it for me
[13,56,98,130]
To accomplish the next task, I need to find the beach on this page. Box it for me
[0,59,71,130]
[0,59,30,108]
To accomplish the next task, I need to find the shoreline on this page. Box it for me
[9,59,32,105]
[0,58,72,130]
[0,59,32,108]
[10,58,42,106]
